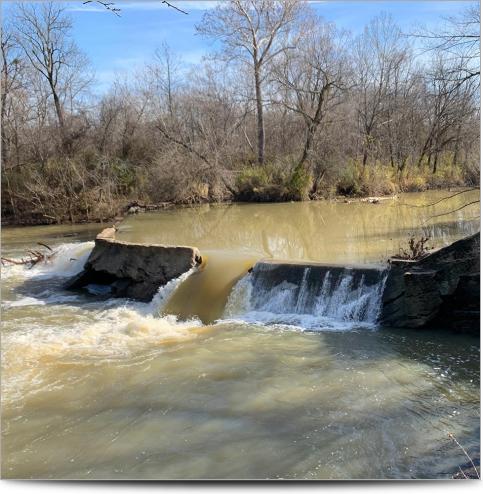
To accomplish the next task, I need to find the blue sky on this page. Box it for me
[2,1,475,92]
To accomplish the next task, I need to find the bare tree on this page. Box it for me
[1,23,24,164]
[12,2,90,153]
[414,2,480,88]
[197,0,304,165]
[354,13,410,168]
[273,18,349,177]
[1,1,479,224]
[148,42,183,118]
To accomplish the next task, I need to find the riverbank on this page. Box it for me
[1,182,477,228]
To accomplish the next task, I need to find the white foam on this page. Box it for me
[2,256,199,382]
[2,293,83,309]
[1,263,204,404]
[3,296,46,308]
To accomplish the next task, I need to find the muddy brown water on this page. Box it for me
[1,191,480,479]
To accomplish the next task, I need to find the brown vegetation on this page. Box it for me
[393,236,433,261]
[1,1,480,225]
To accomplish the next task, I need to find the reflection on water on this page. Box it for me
[117,190,480,263]
[1,191,480,479]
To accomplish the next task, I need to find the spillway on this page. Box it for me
[223,261,388,330]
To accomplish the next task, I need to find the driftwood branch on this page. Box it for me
[37,241,54,252]
[1,243,56,268]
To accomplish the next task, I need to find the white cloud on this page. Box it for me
[66,5,110,13]
[174,1,220,10]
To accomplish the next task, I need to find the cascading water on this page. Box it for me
[223,262,388,330]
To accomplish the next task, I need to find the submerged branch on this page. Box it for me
[422,200,480,223]
[448,432,480,480]
[398,188,480,209]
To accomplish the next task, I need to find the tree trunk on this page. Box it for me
[452,123,462,167]
[432,152,439,174]
[417,135,432,168]
[254,66,265,165]
[299,123,315,169]
[3,169,18,220]
[1,82,9,164]
[51,83,69,152]
[298,87,328,171]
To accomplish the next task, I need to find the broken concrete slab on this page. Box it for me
[66,227,202,301]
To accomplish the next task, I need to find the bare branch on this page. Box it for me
[161,1,188,15]
[423,201,480,223]
[399,188,480,208]
[83,1,121,17]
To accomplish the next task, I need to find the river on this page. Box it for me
[1,191,480,479]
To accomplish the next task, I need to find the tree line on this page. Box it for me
[1,0,480,224]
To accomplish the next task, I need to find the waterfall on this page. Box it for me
[223,262,388,330]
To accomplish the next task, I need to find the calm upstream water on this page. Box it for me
[1,191,480,479]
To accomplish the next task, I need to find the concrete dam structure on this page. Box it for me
[66,227,202,301]
[66,227,480,333]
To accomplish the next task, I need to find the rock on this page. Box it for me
[66,229,202,302]
[381,232,480,332]
[432,273,480,333]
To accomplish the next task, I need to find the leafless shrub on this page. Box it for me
[393,235,433,260]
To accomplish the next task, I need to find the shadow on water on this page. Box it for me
[3,322,478,479]
[4,276,119,312]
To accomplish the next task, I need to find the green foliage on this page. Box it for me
[236,164,286,189]
[111,160,138,194]
[235,162,313,202]
[336,161,396,196]
[287,166,313,201]
[336,163,364,196]
[235,163,290,202]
